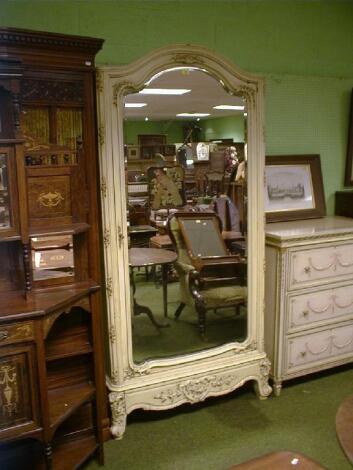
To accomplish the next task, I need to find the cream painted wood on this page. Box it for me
[96,44,271,439]
[285,324,353,372]
[287,283,353,331]
[265,216,353,397]
[289,242,353,289]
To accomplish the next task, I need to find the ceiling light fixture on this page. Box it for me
[144,117,149,121]
[213,105,245,110]
[139,88,191,95]
[124,103,147,108]
[176,113,210,117]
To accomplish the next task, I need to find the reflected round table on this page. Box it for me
[129,248,177,328]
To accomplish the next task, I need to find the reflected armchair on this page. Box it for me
[167,212,247,338]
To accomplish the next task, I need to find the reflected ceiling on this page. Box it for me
[124,68,245,120]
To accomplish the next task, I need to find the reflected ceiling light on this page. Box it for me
[176,113,210,117]
[139,88,191,95]
[124,103,147,108]
[213,105,245,110]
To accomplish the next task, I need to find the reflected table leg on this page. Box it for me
[161,264,169,318]
[130,267,169,328]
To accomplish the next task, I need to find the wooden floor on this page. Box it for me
[336,393,353,465]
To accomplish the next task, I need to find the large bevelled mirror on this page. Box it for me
[123,67,248,363]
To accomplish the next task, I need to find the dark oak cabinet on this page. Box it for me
[0,28,107,469]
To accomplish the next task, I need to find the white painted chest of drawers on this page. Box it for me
[265,216,353,396]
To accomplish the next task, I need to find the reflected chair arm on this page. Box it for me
[189,269,206,306]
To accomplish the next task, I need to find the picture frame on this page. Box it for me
[126,145,140,160]
[265,154,326,223]
[196,142,210,161]
[147,165,185,210]
[344,89,353,186]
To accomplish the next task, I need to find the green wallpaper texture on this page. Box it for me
[2,0,353,213]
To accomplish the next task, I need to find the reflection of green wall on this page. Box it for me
[3,0,353,214]
[200,115,245,142]
[123,120,185,145]
[124,117,244,145]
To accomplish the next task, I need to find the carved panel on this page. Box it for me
[153,374,239,405]
[21,79,84,103]
[27,175,71,220]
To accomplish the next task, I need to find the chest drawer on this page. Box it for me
[289,242,353,289]
[285,324,353,374]
[287,283,353,331]
[0,322,34,346]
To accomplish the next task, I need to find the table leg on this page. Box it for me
[162,264,168,318]
[130,267,169,328]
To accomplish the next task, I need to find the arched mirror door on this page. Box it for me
[97,45,271,439]
[123,66,248,363]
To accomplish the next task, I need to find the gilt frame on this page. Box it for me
[96,44,271,439]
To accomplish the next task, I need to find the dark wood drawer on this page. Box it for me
[0,322,34,346]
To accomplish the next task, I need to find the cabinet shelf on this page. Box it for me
[48,382,95,435]
[0,234,21,243]
[46,324,92,361]
[52,434,98,470]
[29,222,90,238]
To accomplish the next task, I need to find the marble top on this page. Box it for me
[265,216,353,241]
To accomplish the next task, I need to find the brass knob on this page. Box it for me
[303,310,309,317]
[304,266,311,274]
[300,351,307,357]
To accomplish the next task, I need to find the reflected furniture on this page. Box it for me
[127,174,149,226]
[0,28,107,468]
[336,393,353,465]
[147,165,186,230]
[228,179,247,233]
[335,190,353,218]
[168,212,246,337]
[265,216,353,396]
[129,248,177,325]
[128,225,158,248]
[212,195,245,252]
[97,44,271,440]
[205,170,225,196]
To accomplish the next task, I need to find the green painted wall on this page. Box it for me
[2,0,353,214]
[201,115,245,142]
[124,120,185,145]
[124,116,244,144]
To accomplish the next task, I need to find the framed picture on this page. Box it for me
[344,89,353,185]
[126,145,140,160]
[265,155,326,223]
[147,165,185,210]
[196,142,210,161]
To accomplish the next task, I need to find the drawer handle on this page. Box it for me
[0,330,9,341]
[302,310,309,317]
[300,351,307,357]
[304,266,311,274]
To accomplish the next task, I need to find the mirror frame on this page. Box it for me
[96,44,271,439]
